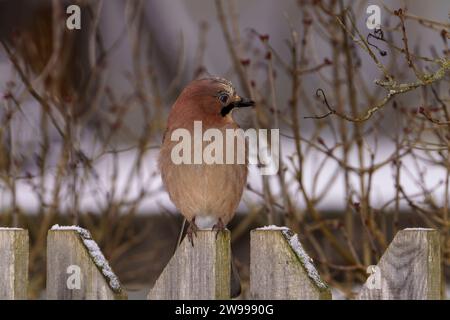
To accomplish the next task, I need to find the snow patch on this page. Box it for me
[281,229,328,290]
[51,224,90,238]
[256,225,289,231]
[404,227,435,231]
[51,224,122,293]
[0,227,23,230]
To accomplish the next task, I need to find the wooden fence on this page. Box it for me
[0,225,442,300]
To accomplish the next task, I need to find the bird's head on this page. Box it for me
[168,77,255,128]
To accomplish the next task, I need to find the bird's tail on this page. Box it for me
[230,253,242,298]
[175,218,187,252]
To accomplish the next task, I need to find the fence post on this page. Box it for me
[358,228,440,300]
[46,225,127,300]
[148,230,231,299]
[250,227,331,299]
[0,228,29,299]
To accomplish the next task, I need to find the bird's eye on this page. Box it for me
[218,93,229,105]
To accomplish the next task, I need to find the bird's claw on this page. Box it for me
[212,218,225,240]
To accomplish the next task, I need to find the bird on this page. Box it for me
[159,77,253,298]
[159,77,254,244]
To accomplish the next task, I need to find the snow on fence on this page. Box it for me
[0,226,441,300]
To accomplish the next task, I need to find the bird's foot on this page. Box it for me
[212,218,225,240]
[187,218,198,247]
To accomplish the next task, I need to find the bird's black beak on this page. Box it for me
[233,97,255,108]
[220,97,255,117]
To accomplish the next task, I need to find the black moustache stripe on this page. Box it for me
[220,104,234,117]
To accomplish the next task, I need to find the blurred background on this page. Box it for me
[0,0,449,299]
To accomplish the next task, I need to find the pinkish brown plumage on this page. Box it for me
[159,77,253,244]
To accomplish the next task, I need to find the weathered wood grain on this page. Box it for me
[148,230,231,300]
[0,228,29,299]
[358,228,440,300]
[250,228,331,300]
[47,228,127,300]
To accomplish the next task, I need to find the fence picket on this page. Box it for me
[148,230,231,300]
[250,227,332,300]
[0,228,29,299]
[358,228,440,300]
[46,226,127,300]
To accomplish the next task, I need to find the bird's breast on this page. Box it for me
[159,126,248,224]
